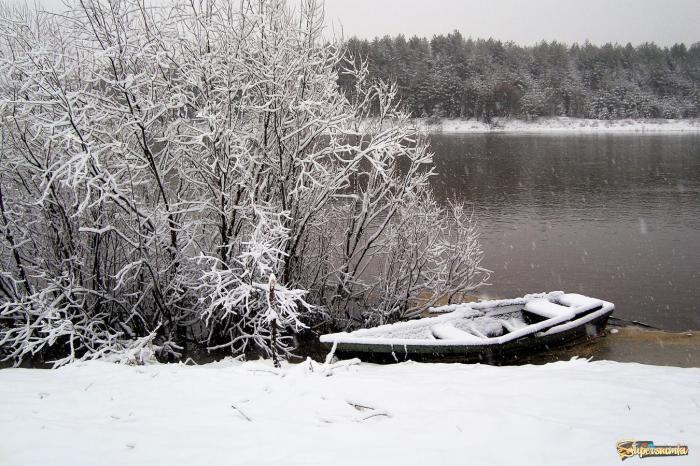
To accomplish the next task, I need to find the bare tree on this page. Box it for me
[0,0,488,367]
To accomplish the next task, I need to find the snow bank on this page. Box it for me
[1,359,697,465]
[415,117,700,133]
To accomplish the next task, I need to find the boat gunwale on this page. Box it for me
[320,296,613,349]
[322,308,613,357]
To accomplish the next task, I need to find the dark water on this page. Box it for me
[429,133,700,332]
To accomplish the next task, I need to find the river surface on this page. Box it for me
[429,133,700,332]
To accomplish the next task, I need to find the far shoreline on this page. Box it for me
[413,116,700,134]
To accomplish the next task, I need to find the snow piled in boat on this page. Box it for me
[1,359,697,465]
[320,292,564,344]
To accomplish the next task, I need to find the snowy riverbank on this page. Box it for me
[414,117,700,133]
[1,358,698,465]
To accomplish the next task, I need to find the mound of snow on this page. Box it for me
[0,358,698,465]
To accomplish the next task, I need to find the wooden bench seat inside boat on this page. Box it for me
[431,324,485,342]
[558,293,603,309]
[525,299,573,319]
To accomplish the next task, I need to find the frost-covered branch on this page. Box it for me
[0,0,488,366]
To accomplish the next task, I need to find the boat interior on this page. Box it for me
[431,295,605,342]
[321,293,611,346]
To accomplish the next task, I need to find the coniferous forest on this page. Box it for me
[341,32,700,121]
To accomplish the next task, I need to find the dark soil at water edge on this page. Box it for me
[5,321,694,370]
[521,326,700,368]
[2,326,698,368]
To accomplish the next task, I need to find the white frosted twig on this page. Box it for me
[231,403,253,422]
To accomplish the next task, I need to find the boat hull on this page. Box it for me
[325,309,613,364]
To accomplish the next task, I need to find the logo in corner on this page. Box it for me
[617,440,689,461]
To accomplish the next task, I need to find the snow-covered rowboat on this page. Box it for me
[320,292,614,363]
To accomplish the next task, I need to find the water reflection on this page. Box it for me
[429,133,700,331]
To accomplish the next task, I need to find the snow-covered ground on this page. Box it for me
[1,358,698,465]
[415,117,700,133]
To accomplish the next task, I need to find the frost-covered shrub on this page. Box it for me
[0,0,488,366]
[364,199,488,325]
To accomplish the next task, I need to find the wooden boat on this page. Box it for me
[320,292,614,364]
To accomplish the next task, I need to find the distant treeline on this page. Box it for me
[340,32,700,121]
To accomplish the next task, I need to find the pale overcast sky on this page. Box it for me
[19,0,700,46]
[322,0,699,46]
